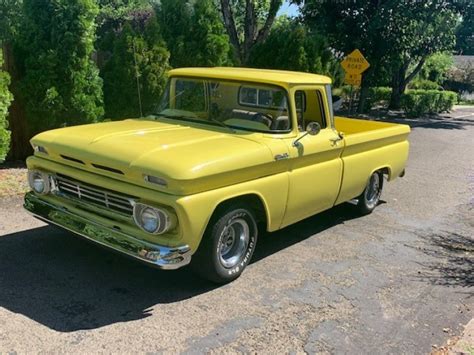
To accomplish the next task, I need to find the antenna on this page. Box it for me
[132,40,143,118]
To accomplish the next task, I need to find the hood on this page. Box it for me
[31,118,283,195]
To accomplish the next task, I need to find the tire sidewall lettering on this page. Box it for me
[215,210,256,276]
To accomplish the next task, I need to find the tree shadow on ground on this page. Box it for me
[415,231,474,290]
[0,202,362,332]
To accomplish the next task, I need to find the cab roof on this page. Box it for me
[168,67,332,87]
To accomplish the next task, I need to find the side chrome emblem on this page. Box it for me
[274,153,289,161]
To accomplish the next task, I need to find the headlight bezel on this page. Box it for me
[133,202,175,235]
[27,170,52,195]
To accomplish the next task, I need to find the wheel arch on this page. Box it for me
[209,193,270,232]
[370,166,392,180]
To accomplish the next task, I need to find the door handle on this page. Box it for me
[329,133,345,145]
[329,137,343,144]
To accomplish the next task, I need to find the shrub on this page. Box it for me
[409,79,440,90]
[0,52,13,162]
[401,90,457,117]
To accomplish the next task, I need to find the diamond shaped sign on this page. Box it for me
[344,72,362,87]
[341,49,370,75]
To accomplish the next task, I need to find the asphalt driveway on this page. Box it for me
[0,107,473,353]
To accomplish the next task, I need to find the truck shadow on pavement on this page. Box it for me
[0,203,362,332]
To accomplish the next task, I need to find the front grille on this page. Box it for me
[54,174,135,215]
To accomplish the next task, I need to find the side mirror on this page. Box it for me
[306,122,321,136]
[293,122,321,147]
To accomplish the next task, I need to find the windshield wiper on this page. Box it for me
[207,117,235,133]
[148,113,174,119]
[148,113,235,132]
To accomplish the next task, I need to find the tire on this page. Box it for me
[357,171,384,214]
[190,204,258,284]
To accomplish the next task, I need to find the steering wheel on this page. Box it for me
[251,113,273,127]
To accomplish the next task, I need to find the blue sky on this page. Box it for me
[277,1,300,17]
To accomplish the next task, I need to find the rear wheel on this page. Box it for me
[357,171,384,214]
[190,204,258,284]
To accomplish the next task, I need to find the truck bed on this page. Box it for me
[334,116,411,204]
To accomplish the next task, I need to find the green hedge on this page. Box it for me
[401,90,457,117]
[366,87,391,109]
[0,53,13,162]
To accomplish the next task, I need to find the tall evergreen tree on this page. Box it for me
[0,52,13,162]
[102,18,170,119]
[18,0,104,134]
[157,0,230,68]
[248,18,343,85]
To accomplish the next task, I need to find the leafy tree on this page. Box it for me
[0,52,13,162]
[102,19,170,119]
[417,53,454,85]
[300,0,396,111]
[301,0,462,111]
[455,0,473,55]
[383,1,458,109]
[157,0,230,67]
[248,18,343,85]
[220,0,283,64]
[17,0,104,134]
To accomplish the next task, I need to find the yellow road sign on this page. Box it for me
[341,49,370,75]
[344,72,362,87]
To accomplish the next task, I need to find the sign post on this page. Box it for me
[341,49,370,114]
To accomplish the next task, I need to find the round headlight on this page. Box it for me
[28,170,51,195]
[133,203,175,235]
[140,207,159,233]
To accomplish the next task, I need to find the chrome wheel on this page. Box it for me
[218,218,249,268]
[365,173,382,209]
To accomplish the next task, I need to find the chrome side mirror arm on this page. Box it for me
[293,122,321,147]
[293,132,309,147]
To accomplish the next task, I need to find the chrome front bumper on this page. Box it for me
[23,192,192,269]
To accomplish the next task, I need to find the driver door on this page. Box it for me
[281,86,344,227]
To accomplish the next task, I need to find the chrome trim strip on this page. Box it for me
[24,192,191,270]
[274,153,289,161]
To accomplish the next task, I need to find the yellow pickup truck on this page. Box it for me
[24,67,410,283]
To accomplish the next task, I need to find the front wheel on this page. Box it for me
[190,204,258,284]
[357,171,384,214]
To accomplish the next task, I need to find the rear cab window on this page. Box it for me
[294,87,328,131]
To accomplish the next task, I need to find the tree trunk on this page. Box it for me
[389,84,405,110]
[3,42,31,161]
[357,72,371,114]
[389,61,408,110]
[220,0,282,65]
[389,57,426,110]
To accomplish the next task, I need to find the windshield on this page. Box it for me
[153,77,291,133]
